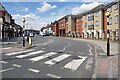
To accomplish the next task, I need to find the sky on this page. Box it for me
[1,0,114,30]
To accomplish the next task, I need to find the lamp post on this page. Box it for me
[105,11,111,56]
[22,18,26,47]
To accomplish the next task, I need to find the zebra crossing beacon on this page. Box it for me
[22,18,26,47]
[105,11,111,56]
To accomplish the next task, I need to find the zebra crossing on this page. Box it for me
[3,49,87,71]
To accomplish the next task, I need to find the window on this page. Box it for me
[109,17,112,25]
[76,19,78,22]
[115,29,118,36]
[115,3,118,10]
[109,7,112,12]
[110,30,112,37]
[96,21,99,26]
[85,23,87,28]
[96,12,99,17]
[115,15,118,23]
[88,15,94,21]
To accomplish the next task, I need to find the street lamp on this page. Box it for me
[105,11,111,56]
[22,17,26,47]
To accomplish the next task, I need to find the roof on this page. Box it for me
[104,0,119,10]
[74,4,105,18]
[0,2,11,17]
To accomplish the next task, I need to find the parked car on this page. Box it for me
[40,31,46,36]
[29,33,34,37]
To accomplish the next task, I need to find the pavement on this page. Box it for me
[66,37,119,79]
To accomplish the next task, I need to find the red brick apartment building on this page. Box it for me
[51,21,59,36]
[58,15,68,37]
[75,15,83,38]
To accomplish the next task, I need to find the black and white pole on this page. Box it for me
[22,18,26,47]
[107,17,110,56]
[105,12,111,56]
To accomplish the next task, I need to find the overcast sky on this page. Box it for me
[1,0,114,30]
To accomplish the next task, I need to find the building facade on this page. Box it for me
[51,21,59,36]
[50,0,119,41]
[104,0,119,41]
[67,15,76,37]
[58,16,68,37]
[75,15,83,38]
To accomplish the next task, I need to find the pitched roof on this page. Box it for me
[104,0,119,10]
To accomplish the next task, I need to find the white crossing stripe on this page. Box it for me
[5,49,34,56]
[29,52,57,62]
[12,64,21,67]
[0,47,12,50]
[28,68,40,73]
[15,50,44,58]
[0,67,14,73]
[44,54,71,66]
[64,56,87,70]
[0,61,8,64]
[46,73,61,78]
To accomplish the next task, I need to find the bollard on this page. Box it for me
[29,37,32,46]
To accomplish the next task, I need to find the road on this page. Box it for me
[1,35,96,78]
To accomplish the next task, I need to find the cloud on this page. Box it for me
[21,8,29,12]
[37,1,57,13]
[12,13,47,30]
[59,0,66,2]
[51,12,56,15]
[71,2,103,15]
[82,0,114,2]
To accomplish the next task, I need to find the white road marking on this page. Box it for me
[0,61,8,64]
[12,64,21,67]
[29,52,57,62]
[63,46,68,51]
[85,64,92,71]
[88,44,93,55]
[0,67,14,73]
[44,54,71,66]
[87,58,93,64]
[64,56,87,70]
[28,68,40,73]
[46,73,61,78]
[0,47,12,50]
[15,50,44,58]
[5,49,34,56]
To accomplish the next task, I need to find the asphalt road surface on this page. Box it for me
[1,35,96,78]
